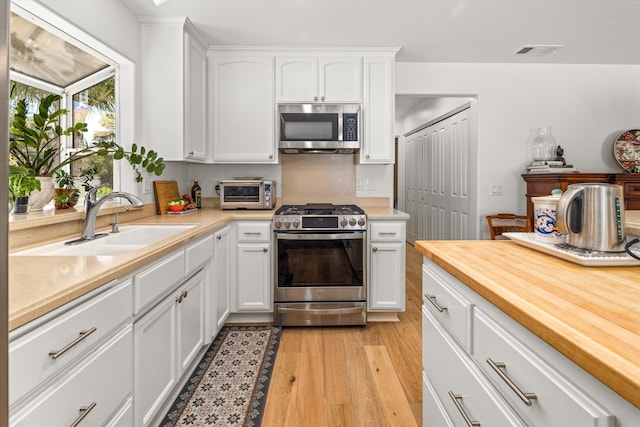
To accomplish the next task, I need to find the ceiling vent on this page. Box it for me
[513,45,563,56]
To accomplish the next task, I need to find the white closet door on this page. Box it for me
[405,107,471,241]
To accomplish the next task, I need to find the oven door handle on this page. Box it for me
[278,306,364,315]
[275,232,364,240]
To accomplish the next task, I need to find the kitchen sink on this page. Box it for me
[12,225,196,257]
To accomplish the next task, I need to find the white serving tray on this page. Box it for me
[502,232,640,267]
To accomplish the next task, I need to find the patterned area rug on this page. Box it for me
[159,326,281,427]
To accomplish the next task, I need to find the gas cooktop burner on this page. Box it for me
[273,203,366,231]
[275,203,365,216]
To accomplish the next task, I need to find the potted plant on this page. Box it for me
[9,168,41,214]
[9,94,166,209]
[53,166,98,209]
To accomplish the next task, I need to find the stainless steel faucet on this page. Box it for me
[66,185,144,244]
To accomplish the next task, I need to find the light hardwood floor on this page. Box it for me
[262,243,423,427]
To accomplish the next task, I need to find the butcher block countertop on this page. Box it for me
[415,239,640,409]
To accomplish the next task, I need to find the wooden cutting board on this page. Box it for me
[153,180,180,215]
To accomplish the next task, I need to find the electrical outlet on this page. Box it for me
[356,179,363,190]
[143,179,153,194]
[365,179,374,191]
[489,183,503,196]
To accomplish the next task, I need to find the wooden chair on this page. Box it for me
[486,213,531,240]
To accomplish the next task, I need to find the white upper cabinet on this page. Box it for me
[140,18,208,162]
[276,56,362,103]
[209,52,276,163]
[360,55,395,164]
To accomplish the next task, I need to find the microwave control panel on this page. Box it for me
[343,113,358,141]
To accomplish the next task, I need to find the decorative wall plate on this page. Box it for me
[614,129,640,173]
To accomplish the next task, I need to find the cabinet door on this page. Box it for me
[319,56,362,102]
[214,226,232,331]
[369,241,405,311]
[211,54,276,163]
[134,297,177,427]
[177,271,206,374]
[184,31,207,161]
[361,56,394,163]
[236,242,272,311]
[275,56,318,102]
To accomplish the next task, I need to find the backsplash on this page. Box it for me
[280,153,356,205]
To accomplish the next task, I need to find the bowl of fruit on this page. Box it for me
[167,200,187,212]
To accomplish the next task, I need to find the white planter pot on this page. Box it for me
[28,177,55,211]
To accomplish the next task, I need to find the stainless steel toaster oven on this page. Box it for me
[217,179,275,210]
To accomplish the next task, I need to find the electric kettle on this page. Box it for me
[556,183,626,252]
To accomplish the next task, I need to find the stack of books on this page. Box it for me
[526,160,575,173]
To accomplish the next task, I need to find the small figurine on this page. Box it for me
[555,145,566,165]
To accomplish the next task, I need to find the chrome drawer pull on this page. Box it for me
[244,231,262,235]
[69,402,96,427]
[448,391,480,427]
[425,293,447,312]
[486,358,537,406]
[378,232,397,235]
[49,327,97,360]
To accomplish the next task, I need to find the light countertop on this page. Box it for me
[8,206,408,332]
[415,239,640,409]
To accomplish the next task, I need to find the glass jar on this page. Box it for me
[528,127,557,161]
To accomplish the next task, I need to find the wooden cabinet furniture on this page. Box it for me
[234,221,272,312]
[422,258,623,426]
[140,17,208,162]
[209,52,276,163]
[368,219,406,311]
[275,55,362,103]
[523,172,640,225]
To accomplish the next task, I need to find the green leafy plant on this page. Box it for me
[9,170,41,199]
[9,94,165,182]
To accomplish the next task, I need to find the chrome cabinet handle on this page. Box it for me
[269,154,273,159]
[244,232,262,235]
[262,247,268,252]
[448,391,480,427]
[182,290,188,299]
[69,402,96,427]
[217,235,222,240]
[188,150,194,155]
[49,327,97,360]
[313,96,318,101]
[372,247,378,252]
[486,358,537,406]
[320,96,325,101]
[378,232,397,235]
[424,293,447,312]
[176,295,183,303]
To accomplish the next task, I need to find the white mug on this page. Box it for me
[532,195,565,243]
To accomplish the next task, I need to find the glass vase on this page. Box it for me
[528,127,557,161]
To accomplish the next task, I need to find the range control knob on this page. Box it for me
[349,218,357,226]
[274,218,282,229]
[357,217,366,227]
[340,218,348,227]
[284,219,291,228]
[292,219,300,228]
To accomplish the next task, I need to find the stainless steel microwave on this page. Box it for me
[217,180,276,210]
[278,103,360,154]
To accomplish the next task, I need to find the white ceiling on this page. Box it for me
[123,0,640,65]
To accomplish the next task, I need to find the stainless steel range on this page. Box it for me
[273,203,367,326]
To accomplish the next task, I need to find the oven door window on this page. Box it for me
[280,113,338,141]
[223,186,260,202]
[277,233,364,287]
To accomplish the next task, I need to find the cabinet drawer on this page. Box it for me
[423,372,454,427]
[237,222,271,242]
[369,221,404,241]
[423,307,527,427]
[9,280,132,405]
[422,263,473,352]
[185,234,213,273]
[473,309,615,427]
[623,182,640,200]
[10,326,133,427]
[134,251,185,313]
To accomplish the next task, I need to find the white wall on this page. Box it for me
[395,62,640,235]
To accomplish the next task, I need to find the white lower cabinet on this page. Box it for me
[421,259,635,427]
[214,225,232,330]
[368,219,406,311]
[10,325,133,426]
[235,221,272,312]
[134,269,206,427]
[423,306,527,427]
